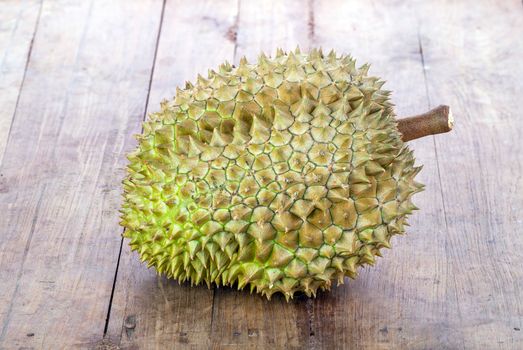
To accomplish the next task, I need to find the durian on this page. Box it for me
[121,48,453,300]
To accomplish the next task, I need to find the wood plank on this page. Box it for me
[208,1,313,348]
[417,0,523,348]
[0,0,42,165]
[1,1,517,348]
[0,0,164,348]
[105,0,239,348]
[310,0,452,348]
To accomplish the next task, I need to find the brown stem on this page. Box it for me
[397,105,454,142]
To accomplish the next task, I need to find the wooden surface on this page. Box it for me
[0,0,522,349]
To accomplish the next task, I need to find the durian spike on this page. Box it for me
[397,105,454,142]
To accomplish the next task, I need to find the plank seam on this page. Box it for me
[142,0,168,118]
[0,0,43,169]
[416,30,452,319]
[102,0,168,338]
[416,31,450,232]
[417,31,431,107]
[210,0,241,341]
[232,0,241,63]
[306,298,318,349]
[209,288,217,339]
[306,1,317,347]
[307,0,315,45]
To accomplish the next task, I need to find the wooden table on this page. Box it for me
[1,0,522,349]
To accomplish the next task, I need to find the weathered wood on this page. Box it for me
[1,0,522,349]
[416,0,523,348]
[234,0,312,61]
[105,0,239,348]
[0,0,42,165]
[310,0,454,348]
[309,0,523,349]
[0,0,164,348]
[208,1,313,349]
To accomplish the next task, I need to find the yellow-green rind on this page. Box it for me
[120,48,424,300]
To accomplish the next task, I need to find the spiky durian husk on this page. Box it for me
[121,48,423,300]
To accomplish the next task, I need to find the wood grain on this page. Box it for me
[310,0,456,348]
[0,0,42,165]
[105,0,239,348]
[308,0,523,349]
[0,0,164,348]
[417,0,523,348]
[0,0,522,349]
[234,0,312,61]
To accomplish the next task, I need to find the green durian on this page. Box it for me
[120,48,451,300]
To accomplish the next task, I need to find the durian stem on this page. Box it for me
[398,105,454,142]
